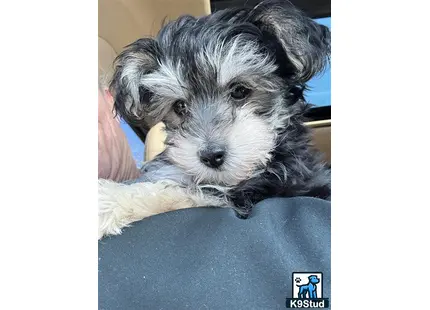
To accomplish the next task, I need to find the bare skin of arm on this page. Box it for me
[98,88,140,182]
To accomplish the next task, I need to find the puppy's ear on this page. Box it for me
[109,38,160,125]
[247,0,330,83]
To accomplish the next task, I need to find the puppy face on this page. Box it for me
[110,0,330,186]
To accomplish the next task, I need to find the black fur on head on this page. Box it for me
[109,0,331,217]
[109,0,330,127]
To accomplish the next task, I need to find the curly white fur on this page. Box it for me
[98,179,227,239]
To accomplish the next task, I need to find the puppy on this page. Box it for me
[99,0,331,239]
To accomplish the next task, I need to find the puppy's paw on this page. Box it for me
[98,200,124,240]
[98,179,128,240]
[98,226,123,240]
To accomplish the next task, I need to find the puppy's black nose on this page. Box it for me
[199,148,225,168]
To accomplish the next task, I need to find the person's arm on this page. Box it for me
[98,88,140,182]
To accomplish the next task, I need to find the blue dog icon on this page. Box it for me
[296,275,320,298]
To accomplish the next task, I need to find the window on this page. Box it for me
[305,17,331,108]
[120,120,145,168]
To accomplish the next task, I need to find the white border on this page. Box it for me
[333,0,430,308]
[1,0,429,309]
[0,1,97,309]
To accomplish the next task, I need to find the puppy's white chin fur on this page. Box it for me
[98,179,227,239]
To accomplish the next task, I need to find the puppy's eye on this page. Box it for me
[138,86,154,103]
[173,100,187,116]
[230,84,252,100]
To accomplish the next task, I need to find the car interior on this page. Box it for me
[98,0,331,165]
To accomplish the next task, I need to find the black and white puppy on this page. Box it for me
[99,0,331,238]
